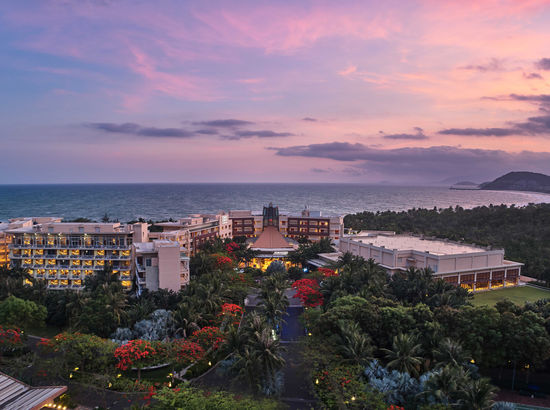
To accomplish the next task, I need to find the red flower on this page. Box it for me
[318,267,337,277]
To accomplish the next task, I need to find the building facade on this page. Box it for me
[229,206,343,243]
[8,219,134,290]
[134,240,190,293]
[152,212,231,254]
[339,232,522,291]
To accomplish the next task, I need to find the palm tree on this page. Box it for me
[173,302,202,338]
[249,328,286,393]
[65,290,89,328]
[382,333,423,377]
[422,364,468,405]
[339,322,373,366]
[260,289,289,330]
[458,377,497,410]
[434,338,470,368]
[102,283,128,326]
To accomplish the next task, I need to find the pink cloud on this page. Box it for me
[339,65,357,76]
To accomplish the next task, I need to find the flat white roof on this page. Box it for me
[351,234,489,256]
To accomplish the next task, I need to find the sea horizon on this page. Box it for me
[1,183,549,223]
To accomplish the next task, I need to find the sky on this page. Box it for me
[2,0,550,184]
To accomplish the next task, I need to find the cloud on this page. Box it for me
[86,122,194,138]
[192,119,254,128]
[524,72,543,80]
[509,94,550,103]
[535,58,550,70]
[311,168,330,173]
[271,142,550,180]
[461,58,505,72]
[383,127,429,140]
[302,117,318,122]
[438,127,516,137]
[222,130,294,140]
[195,129,219,135]
[339,65,357,76]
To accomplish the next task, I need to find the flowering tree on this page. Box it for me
[291,279,324,308]
[225,241,240,254]
[218,303,244,327]
[114,339,164,380]
[318,267,338,277]
[172,340,205,365]
[0,326,23,357]
[214,254,234,270]
[190,326,224,351]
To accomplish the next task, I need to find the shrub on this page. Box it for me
[0,296,47,328]
[190,327,224,351]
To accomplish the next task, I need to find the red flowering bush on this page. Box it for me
[114,340,163,374]
[318,267,337,277]
[314,366,383,408]
[387,406,405,410]
[214,254,234,269]
[172,340,205,365]
[0,326,23,352]
[291,279,324,308]
[225,241,240,254]
[291,278,319,290]
[190,327,224,351]
[218,303,244,326]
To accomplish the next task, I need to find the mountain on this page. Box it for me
[480,171,550,194]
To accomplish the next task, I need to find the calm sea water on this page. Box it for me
[0,184,549,222]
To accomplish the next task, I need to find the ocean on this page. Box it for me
[0,183,549,222]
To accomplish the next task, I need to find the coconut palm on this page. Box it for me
[382,333,423,377]
[434,338,470,368]
[260,289,289,330]
[102,283,128,326]
[458,377,497,410]
[339,322,373,366]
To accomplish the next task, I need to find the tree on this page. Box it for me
[0,295,47,329]
[382,333,423,377]
[458,377,497,410]
[338,322,373,366]
[114,339,164,380]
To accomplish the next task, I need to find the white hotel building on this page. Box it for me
[338,232,522,291]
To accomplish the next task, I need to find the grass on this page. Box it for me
[471,285,550,307]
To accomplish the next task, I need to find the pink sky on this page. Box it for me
[1,0,550,183]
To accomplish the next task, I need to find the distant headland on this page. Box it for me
[451,171,550,194]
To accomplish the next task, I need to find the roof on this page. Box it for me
[351,234,491,256]
[250,226,294,249]
[0,372,67,410]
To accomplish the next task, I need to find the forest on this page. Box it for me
[344,203,550,283]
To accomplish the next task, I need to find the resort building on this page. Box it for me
[0,223,12,268]
[7,219,135,290]
[338,232,522,291]
[134,240,190,293]
[151,212,232,254]
[245,204,298,270]
[229,205,343,243]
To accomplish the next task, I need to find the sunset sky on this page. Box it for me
[2,0,550,184]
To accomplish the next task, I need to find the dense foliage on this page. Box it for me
[303,252,550,409]
[344,203,550,281]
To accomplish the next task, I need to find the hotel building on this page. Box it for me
[7,218,134,290]
[229,206,343,243]
[134,240,190,293]
[338,232,522,291]
[151,212,232,254]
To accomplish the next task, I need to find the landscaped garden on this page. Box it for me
[4,235,550,408]
[472,285,550,306]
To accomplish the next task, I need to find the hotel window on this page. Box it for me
[79,227,84,233]
[84,270,93,276]
[48,227,54,233]
[95,227,100,233]
[72,279,82,287]
[146,258,152,267]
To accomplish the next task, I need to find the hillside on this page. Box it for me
[480,171,550,194]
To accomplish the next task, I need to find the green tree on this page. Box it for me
[0,295,47,328]
[381,333,423,377]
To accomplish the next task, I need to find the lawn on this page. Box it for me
[472,285,550,306]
